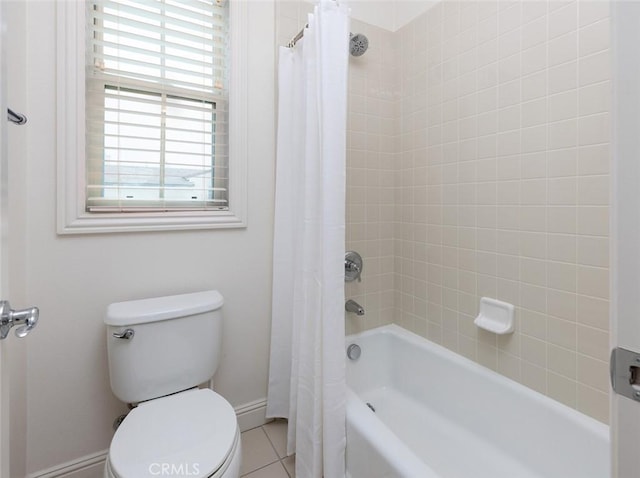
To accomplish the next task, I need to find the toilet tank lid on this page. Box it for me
[104,290,224,326]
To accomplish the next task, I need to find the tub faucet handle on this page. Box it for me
[345,251,363,283]
[346,260,360,273]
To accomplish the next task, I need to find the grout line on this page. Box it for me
[262,423,283,460]
[241,425,294,478]
[240,459,286,478]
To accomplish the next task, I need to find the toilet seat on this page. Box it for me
[108,388,238,478]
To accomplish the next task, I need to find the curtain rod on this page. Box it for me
[286,0,342,48]
[287,23,308,48]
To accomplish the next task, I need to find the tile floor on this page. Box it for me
[240,420,295,478]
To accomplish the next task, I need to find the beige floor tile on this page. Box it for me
[240,427,279,476]
[263,420,288,458]
[242,462,290,478]
[282,455,295,478]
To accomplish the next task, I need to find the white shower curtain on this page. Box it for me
[266,1,350,478]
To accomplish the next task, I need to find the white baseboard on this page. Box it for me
[27,449,108,478]
[27,398,270,478]
[235,397,269,432]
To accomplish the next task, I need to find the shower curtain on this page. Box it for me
[266,1,350,477]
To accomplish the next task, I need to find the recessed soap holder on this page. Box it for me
[474,297,515,335]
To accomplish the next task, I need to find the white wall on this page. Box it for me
[346,0,438,32]
[13,1,276,474]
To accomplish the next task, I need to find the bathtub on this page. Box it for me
[345,324,610,478]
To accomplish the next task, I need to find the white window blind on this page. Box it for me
[86,0,229,212]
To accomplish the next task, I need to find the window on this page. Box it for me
[87,0,228,211]
[56,0,248,233]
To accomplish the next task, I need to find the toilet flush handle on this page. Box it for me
[112,328,135,340]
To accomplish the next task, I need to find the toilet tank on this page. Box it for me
[105,290,224,404]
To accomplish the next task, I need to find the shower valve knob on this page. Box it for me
[345,251,363,283]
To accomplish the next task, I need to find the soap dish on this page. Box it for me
[474,297,515,335]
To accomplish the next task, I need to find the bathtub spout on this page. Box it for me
[346,299,365,316]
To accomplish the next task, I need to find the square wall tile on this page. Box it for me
[318,0,612,425]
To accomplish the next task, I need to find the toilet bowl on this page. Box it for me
[104,389,241,478]
[103,291,241,478]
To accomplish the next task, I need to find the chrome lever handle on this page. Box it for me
[14,307,39,338]
[112,328,135,340]
[0,323,10,340]
[0,301,39,339]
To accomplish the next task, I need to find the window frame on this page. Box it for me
[56,0,247,234]
[87,82,227,212]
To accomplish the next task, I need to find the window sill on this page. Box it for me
[57,209,247,235]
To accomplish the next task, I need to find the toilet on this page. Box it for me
[103,290,241,478]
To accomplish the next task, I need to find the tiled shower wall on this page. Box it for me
[394,0,610,423]
[344,19,398,334]
[276,0,611,424]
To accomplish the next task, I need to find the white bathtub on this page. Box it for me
[345,324,610,478]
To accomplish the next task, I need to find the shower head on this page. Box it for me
[350,33,369,57]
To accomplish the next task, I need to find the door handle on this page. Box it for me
[611,347,640,402]
[0,300,39,339]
